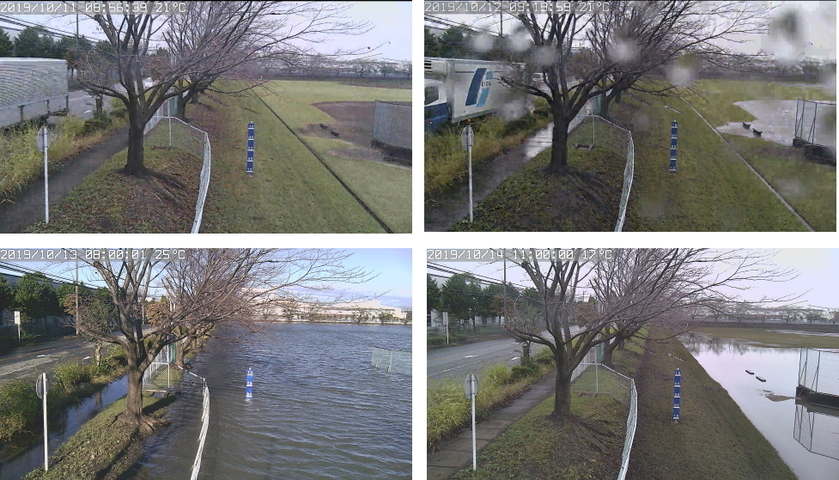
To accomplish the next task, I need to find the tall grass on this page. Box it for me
[0,346,127,444]
[425,99,552,195]
[0,114,123,200]
[427,359,554,451]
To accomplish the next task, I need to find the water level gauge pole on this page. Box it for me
[247,122,255,176]
[673,368,681,423]
[246,367,253,399]
[464,373,478,470]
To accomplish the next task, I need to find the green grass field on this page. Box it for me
[617,86,810,231]
[251,80,412,232]
[191,79,411,233]
[677,79,836,231]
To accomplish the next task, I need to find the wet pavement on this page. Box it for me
[424,113,586,231]
[716,99,836,148]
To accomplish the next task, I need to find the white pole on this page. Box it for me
[43,140,49,224]
[42,372,49,472]
[471,386,477,470]
[468,144,473,222]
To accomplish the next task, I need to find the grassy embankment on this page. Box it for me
[680,79,836,231]
[450,327,797,480]
[448,115,627,231]
[0,346,128,444]
[448,79,826,231]
[23,394,175,480]
[428,347,555,451]
[425,98,553,196]
[694,325,839,349]
[628,327,796,480]
[451,334,644,480]
[1,110,126,201]
[254,80,412,232]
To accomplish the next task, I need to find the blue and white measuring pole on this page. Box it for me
[673,368,681,421]
[669,121,678,173]
[246,121,255,176]
[246,367,253,399]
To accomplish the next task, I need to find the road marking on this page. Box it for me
[36,354,46,357]
[464,355,476,358]
[511,356,519,361]
[84,109,92,114]
[83,356,91,360]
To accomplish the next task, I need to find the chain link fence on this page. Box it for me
[798,348,839,397]
[572,115,635,231]
[372,100,411,151]
[371,346,411,375]
[142,341,177,392]
[794,99,836,147]
[143,92,212,233]
[571,362,637,480]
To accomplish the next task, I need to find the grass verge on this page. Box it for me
[0,115,125,202]
[628,326,796,480]
[23,394,175,480]
[0,346,127,444]
[425,99,552,195]
[450,335,644,480]
[448,115,626,231]
[427,348,555,451]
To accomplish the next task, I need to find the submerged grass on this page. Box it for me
[23,394,175,480]
[693,325,839,349]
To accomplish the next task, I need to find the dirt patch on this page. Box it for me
[302,101,412,168]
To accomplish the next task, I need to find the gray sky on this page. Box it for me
[425,1,836,61]
[428,249,839,309]
[1,1,411,61]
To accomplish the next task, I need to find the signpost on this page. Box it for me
[36,372,49,471]
[673,368,681,422]
[246,121,255,176]
[442,312,449,344]
[464,373,479,470]
[14,311,20,344]
[461,125,475,222]
[669,121,678,173]
[37,126,50,223]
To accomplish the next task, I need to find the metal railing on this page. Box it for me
[143,92,212,233]
[184,369,210,480]
[571,362,637,480]
[371,346,411,375]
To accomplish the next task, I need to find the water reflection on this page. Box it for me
[794,401,839,461]
[681,333,839,480]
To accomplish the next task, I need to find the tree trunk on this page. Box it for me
[175,337,192,369]
[550,362,574,422]
[118,351,146,424]
[95,95,103,118]
[602,337,619,367]
[94,343,102,367]
[124,118,147,175]
[176,93,188,121]
[546,117,569,174]
[521,343,531,366]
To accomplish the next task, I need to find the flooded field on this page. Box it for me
[132,323,412,480]
[716,99,836,148]
[681,333,839,480]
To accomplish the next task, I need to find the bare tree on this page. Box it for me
[74,1,372,175]
[503,1,773,178]
[70,248,373,429]
[503,248,797,423]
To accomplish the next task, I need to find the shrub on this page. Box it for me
[57,115,85,140]
[535,347,555,365]
[428,335,446,346]
[483,364,512,386]
[53,363,90,392]
[511,364,538,382]
[81,115,112,135]
[0,380,40,442]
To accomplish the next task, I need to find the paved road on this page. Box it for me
[428,336,549,382]
[0,335,97,384]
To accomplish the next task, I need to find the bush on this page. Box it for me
[483,364,512,386]
[0,380,40,442]
[511,364,539,382]
[535,347,555,365]
[53,363,90,392]
[82,115,112,135]
[428,335,446,346]
[109,97,128,119]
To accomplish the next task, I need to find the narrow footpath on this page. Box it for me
[427,371,557,480]
[0,127,128,233]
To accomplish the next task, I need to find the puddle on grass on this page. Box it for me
[715,99,836,148]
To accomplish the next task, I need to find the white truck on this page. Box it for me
[424,57,531,131]
[0,58,69,129]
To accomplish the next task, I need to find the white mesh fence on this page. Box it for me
[371,346,411,375]
[571,363,637,480]
[798,348,839,397]
[794,99,836,147]
[143,92,211,233]
[142,341,175,391]
[184,369,210,480]
[793,402,839,460]
[572,115,635,231]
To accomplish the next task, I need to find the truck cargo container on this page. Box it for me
[424,57,530,131]
[0,58,68,129]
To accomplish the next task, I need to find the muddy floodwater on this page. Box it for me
[132,323,412,480]
[716,99,836,148]
[681,333,839,480]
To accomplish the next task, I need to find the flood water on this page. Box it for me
[132,323,412,480]
[0,375,128,480]
[681,333,839,480]
[715,99,836,148]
